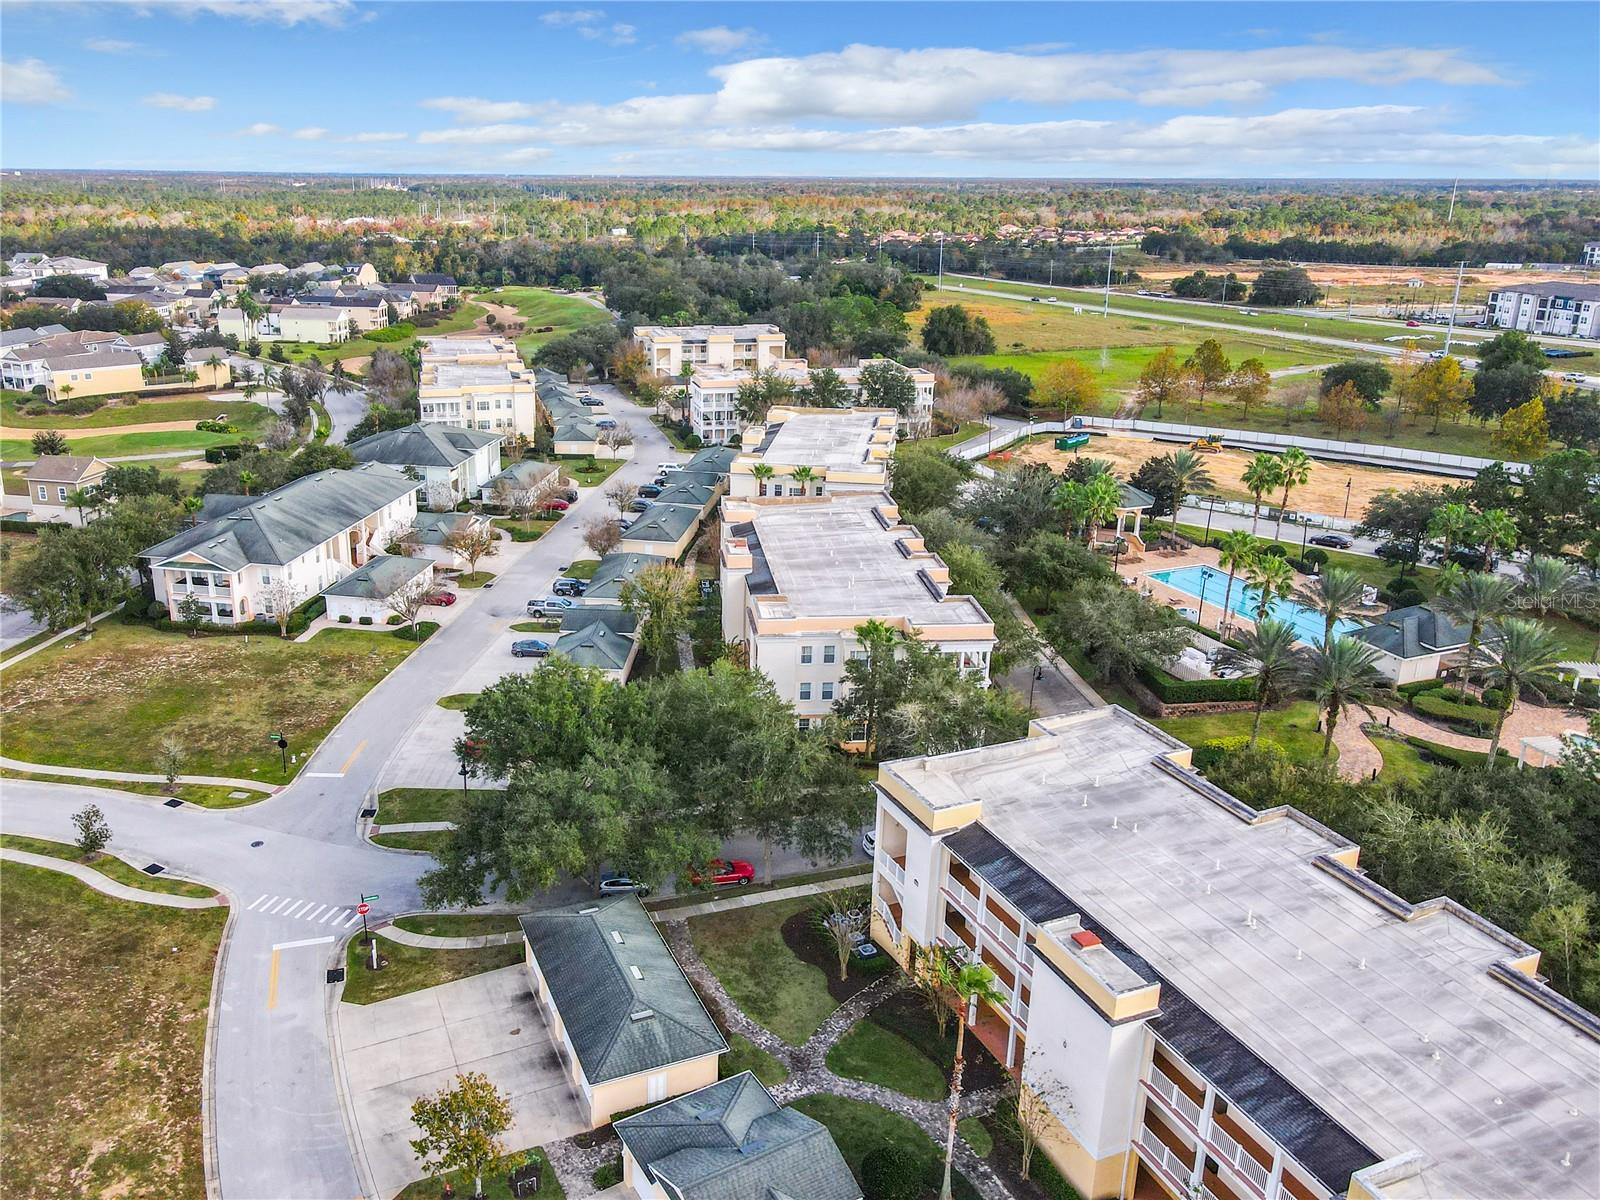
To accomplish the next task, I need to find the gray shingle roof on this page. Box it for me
[583,551,668,601]
[622,503,701,544]
[615,1073,860,1200]
[1348,604,1484,658]
[519,895,725,1085]
[141,463,415,571]
[320,553,431,600]
[1119,482,1155,510]
[651,481,714,510]
[349,422,500,470]
[23,455,105,484]
[484,459,558,491]
[553,605,637,671]
[408,510,478,547]
[685,445,736,476]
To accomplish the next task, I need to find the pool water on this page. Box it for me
[1148,565,1362,645]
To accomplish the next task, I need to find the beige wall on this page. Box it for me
[588,1054,720,1127]
[46,360,143,400]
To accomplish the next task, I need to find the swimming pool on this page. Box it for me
[1148,565,1362,645]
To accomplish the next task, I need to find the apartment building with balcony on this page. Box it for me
[869,705,1599,1200]
[686,358,936,444]
[1484,281,1600,338]
[719,492,995,729]
[416,335,539,436]
[140,463,418,625]
[633,323,788,378]
[727,406,897,498]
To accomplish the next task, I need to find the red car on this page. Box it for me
[541,499,571,512]
[424,591,457,607]
[687,858,755,888]
[1405,320,1421,327]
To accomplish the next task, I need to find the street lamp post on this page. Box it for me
[1343,478,1353,519]
[1196,568,1210,629]
[459,760,471,805]
[1203,495,1219,547]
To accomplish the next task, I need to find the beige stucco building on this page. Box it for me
[633,322,788,378]
[688,358,935,444]
[727,406,896,498]
[417,336,539,437]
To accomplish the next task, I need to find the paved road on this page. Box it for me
[0,385,685,1200]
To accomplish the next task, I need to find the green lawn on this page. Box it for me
[0,623,418,782]
[826,1018,947,1101]
[1,393,275,431]
[260,302,486,366]
[564,559,601,580]
[1,862,224,1200]
[555,455,625,487]
[687,896,837,1046]
[511,619,561,633]
[1155,700,1335,764]
[476,286,609,359]
[342,932,522,1005]
[372,831,453,853]
[720,1032,790,1087]
[377,786,492,823]
[435,693,480,710]
[0,766,270,809]
[391,913,522,937]
[1370,731,1437,785]
[789,1095,980,1200]
[396,1146,563,1200]
[959,1117,993,1158]
[0,834,218,898]
[455,570,497,588]
[0,424,270,461]
[493,516,560,542]
[919,421,988,452]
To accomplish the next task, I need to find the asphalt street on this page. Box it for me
[0,384,685,1200]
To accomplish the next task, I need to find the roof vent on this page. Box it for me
[578,906,600,915]
[1071,930,1101,948]
[611,930,625,945]
[630,965,644,981]
[630,1008,655,1021]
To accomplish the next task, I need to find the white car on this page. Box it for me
[861,829,877,857]
[1563,372,1587,383]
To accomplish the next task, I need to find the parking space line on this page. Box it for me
[266,950,280,1010]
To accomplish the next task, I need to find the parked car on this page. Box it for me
[561,488,579,502]
[552,577,587,597]
[1308,533,1354,550]
[860,829,877,857]
[599,874,650,895]
[1563,372,1587,383]
[628,498,653,512]
[423,590,457,607]
[686,858,755,888]
[638,484,663,498]
[526,597,575,618]
[541,499,571,512]
[511,638,551,658]
[656,461,680,473]
[580,396,604,407]
[1406,319,1421,327]
[1029,296,1041,303]
[595,418,618,430]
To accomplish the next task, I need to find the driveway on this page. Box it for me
[337,966,587,1199]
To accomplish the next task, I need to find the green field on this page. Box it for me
[474,286,609,358]
[1,391,273,431]
[257,302,486,367]
[1154,700,1335,763]
[0,398,276,461]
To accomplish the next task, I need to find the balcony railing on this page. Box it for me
[1208,1123,1272,1196]
[1146,1066,1204,1131]
[876,849,906,890]
[875,898,901,945]
[944,879,980,917]
[1136,1128,1192,1194]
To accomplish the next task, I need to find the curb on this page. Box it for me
[201,885,242,1200]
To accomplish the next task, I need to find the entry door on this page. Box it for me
[646,1073,667,1102]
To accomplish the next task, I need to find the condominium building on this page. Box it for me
[719,492,995,729]
[727,406,897,498]
[869,705,1599,1200]
[1484,282,1600,339]
[633,323,788,377]
[1581,241,1600,268]
[687,358,935,444]
[416,336,539,436]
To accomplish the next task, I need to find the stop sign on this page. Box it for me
[357,903,370,916]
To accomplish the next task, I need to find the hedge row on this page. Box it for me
[1411,691,1498,734]
[1396,677,1446,698]
[124,594,326,638]
[0,517,38,535]
[1138,667,1257,704]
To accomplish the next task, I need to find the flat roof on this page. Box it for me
[426,363,528,387]
[634,323,781,340]
[748,409,893,473]
[737,493,990,629]
[885,707,1600,1200]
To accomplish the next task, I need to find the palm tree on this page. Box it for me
[1217,617,1303,747]
[1479,618,1566,765]
[237,470,258,497]
[1271,447,1313,542]
[750,463,775,496]
[1298,565,1366,650]
[182,496,205,527]
[1215,529,1257,636]
[1241,453,1282,535]
[935,949,1007,1200]
[64,488,95,527]
[790,465,819,496]
[1521,555,1580,616]
[1081,473,1122,543]
[1161,448,1215,531]
[1436,572,1518,684]
[1300,637,1385,757]
[1245,554,1295,623]
[1427,502,1473,566]
[1472,508,1519,568]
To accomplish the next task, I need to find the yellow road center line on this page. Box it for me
[339,739,367,775]
[267,949,281,1010]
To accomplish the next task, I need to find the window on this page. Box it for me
[800,645,813,664]
[35,485,46,501]
[798,718,812,731]
[799,682,812,701]
[823,645,836,664]
[56,486,67,502]
[821,682,835,701]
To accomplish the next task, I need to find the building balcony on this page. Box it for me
[1136,1127,1194,1197]
[1207,1122,1273,1197]
[875,897,902,945]
[876,849,906,891]
[1145,1066,1204,1132]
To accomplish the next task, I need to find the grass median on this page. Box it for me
[0,834,217,898]
[342,932,522,1005]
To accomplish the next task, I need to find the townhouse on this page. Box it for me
[868,705,1599,1200]
[348,422,503,501]
[550,605,641,682]
[1,330,139,394]
[418,336,539,437]
[687,358,935,444]
[140,463,418,625]
[5,252,110,281]
[633,322,788,378]
[479,458,561,507]
[21,455,110,524]
[727,406,897,498]
[719,491,995,729]
[1484,281,1600,339]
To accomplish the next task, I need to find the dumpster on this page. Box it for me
[1054,433,1090,451]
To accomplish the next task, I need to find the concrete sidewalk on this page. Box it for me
[377,924,521,950]
[650,870,870,921]
[0,754,276,794]
[0,848,223,908]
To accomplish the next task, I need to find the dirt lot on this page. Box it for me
[1004,432,1440,517]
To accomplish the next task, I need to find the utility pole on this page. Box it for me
[1446,177,1459,226]
[814,229,821,260]
[937,233,945,286]
[1102,243,1114,318]
[1443,259,1466,356]
[1048,260,1054,286]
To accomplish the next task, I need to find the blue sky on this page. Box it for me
[2,1,1596,178]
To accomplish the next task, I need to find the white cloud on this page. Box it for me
[421,96,542,122]
[2,58,71,105]
[144,0,357,26]
[539,8,604,26]
[85,38,140,54]
[600,23,636,45]
[538,9,634,45]
[501,146,552,163]
[417,123,545,146]
[346,130,406,142]
[291,126,329,140]
[236,122,281,136]
[676,26,761,55]
[143,92,216,112]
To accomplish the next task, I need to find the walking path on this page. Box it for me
[1332,716,1384,781]
[650,871,870,921]
[370,820,455,834]
[374,924,521,950]
[0,848,224,908]
[0,754,277,794]
[1337,698,1592,781]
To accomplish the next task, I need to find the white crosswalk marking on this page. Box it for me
[269,897,293,915]
[321,908,345,925]
[248,894,272,912]
[343,912,362,928]
[305,904,327,921]
[287,900,312,918]
[250,894,370,926]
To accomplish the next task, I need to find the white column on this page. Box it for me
[1266,1150,1285,1200]
[1191,1086,1218,1190]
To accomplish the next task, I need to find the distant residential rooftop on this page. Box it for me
[882,706,1600,1200]
[1492,281,1600,301]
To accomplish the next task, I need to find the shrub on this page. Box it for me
[385,614,403,625]
[683,432,703,449]
[1396,677,1446,698]
[1302,547,1329,570]
[364,323,415,343]
[146,601,168,620]
[195,419,236,434]
[1412,691,1497,734]
[338,614,352,624]
[29,384,46,396]
[1137,667,1257,704]
[358,615,374,626]
[1262,544,1288,558]
[1437,687,1485,707]
[1193,735,1284,771]
[1480,687,1507,710]
[861,1146,924,1200]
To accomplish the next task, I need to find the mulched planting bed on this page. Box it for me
[780,905,896,1003]
[979,1111,1086,1200]
[870,990,1006,1093]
